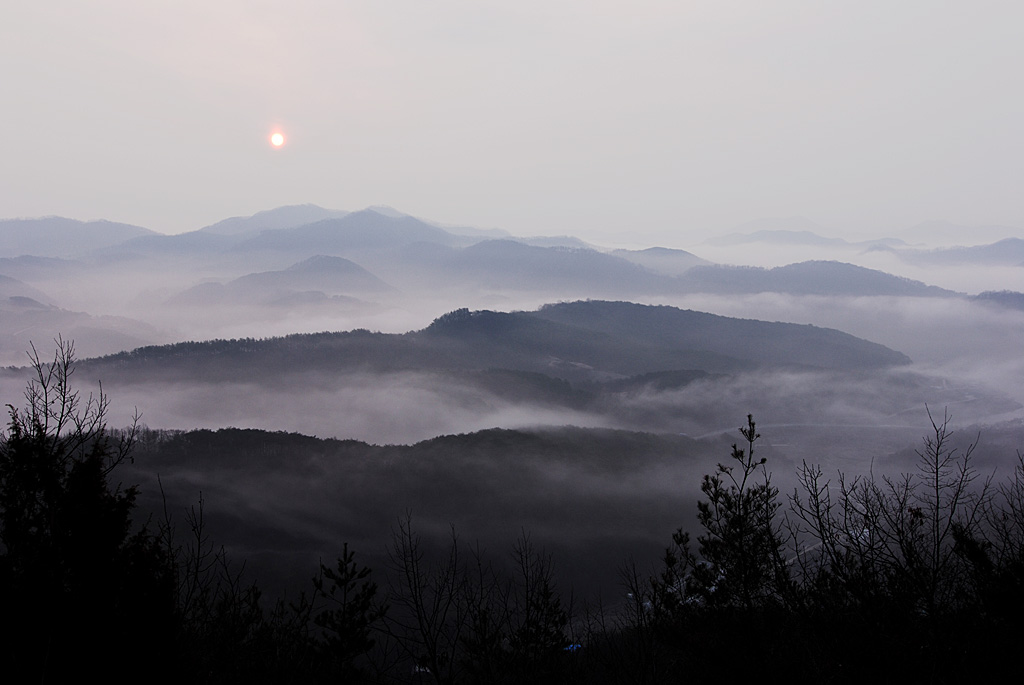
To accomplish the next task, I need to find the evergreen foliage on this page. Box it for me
[687,414,789,609]
[0,340,174,682]
[314,543,387,679]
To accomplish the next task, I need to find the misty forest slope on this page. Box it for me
[81,300,910,383]
[528,300,910,369]
[18,298,967,449]
[122,415,1024,604]
[125,424,722,596]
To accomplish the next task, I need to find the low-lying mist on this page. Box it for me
[6,216,1024,604]
[7,285,1024,457]
[641,291,1024,414]
[82,361,1016,475]
[103,371,610,445]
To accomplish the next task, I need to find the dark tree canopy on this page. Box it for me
[0,340,174,682]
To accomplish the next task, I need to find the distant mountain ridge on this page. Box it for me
[972,290,1024,312]
[0,274,54,304]
[879,238,1024,267]
[678,261,956,297]
[199,204,350,235]
[444,240,673,295]
[0,217,155,258]
[707,229,848,247]
[4,207,1020,264]
[705,227,908,250]
[1,205,1015,362]
[235,209,463,253]
[168,255,394,307]
[612,247,711,276]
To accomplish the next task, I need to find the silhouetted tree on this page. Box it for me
[314,543,387,680]
[783,409,1000,681]
[0,339,174,682]
[385,515,467,684]
[507,534,570,683]
[685,414,790,609]
[458,543,512,684]
[641,415,792,680]
[791,408,988,615]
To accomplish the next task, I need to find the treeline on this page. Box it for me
[0,344,574,683]
[613,414,1024,683]
[2,344,1022,683]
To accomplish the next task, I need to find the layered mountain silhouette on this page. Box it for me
[401,240,675,295]
[972,290,1024,312]
[199,204,350,236]
[0,298,161,364]
[0,274,54,304]
[677,261,955,297]
[235,209,463,254]
[0,217,154,258]
[878,238,1024,267]
[1,205,1016,365]
[612,247,711,276]
[169,255,395,307]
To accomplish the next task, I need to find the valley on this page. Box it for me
[3,206,1024,600]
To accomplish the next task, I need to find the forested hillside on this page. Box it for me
[4,348,1022,683]
[85,300,910,380]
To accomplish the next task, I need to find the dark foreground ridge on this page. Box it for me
[2,342,1020,684]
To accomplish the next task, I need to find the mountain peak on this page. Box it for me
[200,204,349,235]
[363,205,407,218]
[285,254,364,273]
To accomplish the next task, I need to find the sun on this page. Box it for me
[270,131,285,148]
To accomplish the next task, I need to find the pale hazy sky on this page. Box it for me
[3,1,1022,246]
